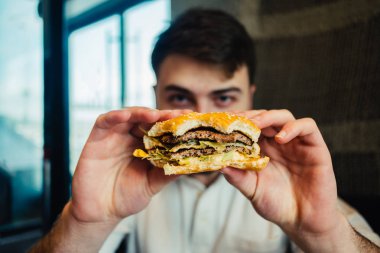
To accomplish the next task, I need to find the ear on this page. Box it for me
[250,84,256,97]
[153,84,158,108]
[249,84,256,109]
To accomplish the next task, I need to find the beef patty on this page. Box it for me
[171,146,249,159]
[160,129,253,146]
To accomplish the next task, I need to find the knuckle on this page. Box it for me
[95,113,107,128]
[96,113,105,122]
[285,119,297,129]
[303,117,316,125]
[279,109,294,118]
[258,109,268,115]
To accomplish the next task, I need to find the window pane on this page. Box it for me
[123,0,171,108]
[69,16,121,174]
[0,0,43,230]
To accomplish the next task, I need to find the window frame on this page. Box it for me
[0,0,148,248]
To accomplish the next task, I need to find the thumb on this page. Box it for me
[147,167,180,196]
[221,167,259,202]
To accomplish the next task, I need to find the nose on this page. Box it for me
[195,99,212,113]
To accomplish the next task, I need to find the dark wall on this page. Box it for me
[252,1,380,196]
[251,1,380,233]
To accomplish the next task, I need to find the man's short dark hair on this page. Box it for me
[151,8,256,84]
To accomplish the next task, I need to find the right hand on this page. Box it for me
[69,107,188,224]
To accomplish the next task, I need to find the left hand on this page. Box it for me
[222,109,344,242]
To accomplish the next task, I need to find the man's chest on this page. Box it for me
[134,178,288,253]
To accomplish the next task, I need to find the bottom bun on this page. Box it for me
[151,151,269,175]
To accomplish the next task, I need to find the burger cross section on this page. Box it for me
[133,112,270,175]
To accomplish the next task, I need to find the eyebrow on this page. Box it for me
[164,85,242,96]
[211,87,242,96]
[164,84,192,95]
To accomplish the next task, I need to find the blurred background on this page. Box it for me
[0,0,379,252]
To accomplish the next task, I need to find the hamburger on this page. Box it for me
[133,112,269,175]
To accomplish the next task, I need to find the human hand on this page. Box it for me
[28,107,191,253]
[222,110,346,249]
[70,107,189,224]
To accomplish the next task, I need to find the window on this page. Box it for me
[0,0,43,231]
[68,0,170,173]
[69,15,121,173]
[123,0,171,107]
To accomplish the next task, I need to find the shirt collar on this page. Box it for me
[179,174,224,191]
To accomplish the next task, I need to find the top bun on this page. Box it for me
[148,112,261,142]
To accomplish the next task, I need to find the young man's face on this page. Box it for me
[155,54,256,112]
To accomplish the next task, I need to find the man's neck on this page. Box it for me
[189,172,220,187]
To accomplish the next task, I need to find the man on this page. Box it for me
[30,8,380,253]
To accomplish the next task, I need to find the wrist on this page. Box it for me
[60,202,121,252]
[284,213,358,253]
[67,200,121,225]
[29,201,122,253]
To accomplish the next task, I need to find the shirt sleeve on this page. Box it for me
[99,217,136,253]
[290,198,380,252]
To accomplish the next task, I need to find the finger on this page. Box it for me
[261,127,279,138]
[248,109,296,129]
[146,109,193,131]
[95,110,132,129]
[275,117,324,146]
[130,124,149,138]
[221,167,258,202]
[229,110,244,114]
[125,107,162,124]
[237,109,266,119]
[158,109,193,121]
[147,167,181,196]
[130,109,193,138]
[95,107,161,130]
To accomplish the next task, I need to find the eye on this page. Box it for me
[214,95,236,107]
[167,94,193,107]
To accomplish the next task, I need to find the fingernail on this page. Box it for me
[276,131,287,138]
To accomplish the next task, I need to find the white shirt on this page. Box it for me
[100,175,380,253]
